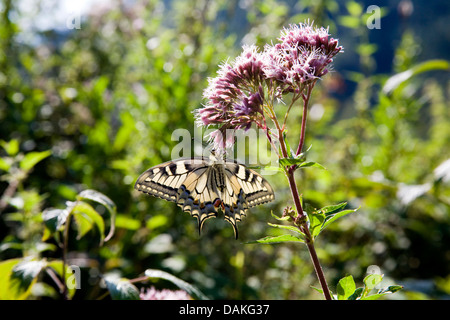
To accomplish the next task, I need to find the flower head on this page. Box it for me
[263,21,343,92]
[195,45,267,155]
[194,22,342,154]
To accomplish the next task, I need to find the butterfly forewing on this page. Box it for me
[135,157,275,238]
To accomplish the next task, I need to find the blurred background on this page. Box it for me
[0,0,449,299]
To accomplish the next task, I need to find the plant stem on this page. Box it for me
[295,82,315,157]
[284,168,332,300]
[270,84,332,300]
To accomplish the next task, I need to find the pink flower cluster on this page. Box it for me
[140,286,191,300]
[195,22,342,154]
[264,22,342,93]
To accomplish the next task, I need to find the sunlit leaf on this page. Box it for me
[77,189,116,242]
[246,234,305,245]
[19,150,51,172]
[42,208,70,233]
[0,139,19,156]
[267,223,305,237]
[72,201,105,245]
[0,258,46,300]
[321,208,359,231]
[337,275,356,300]
[104,276,140,300]
[363,273,383,291]
[383,59,450,94]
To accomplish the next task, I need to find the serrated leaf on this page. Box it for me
[72,201,105,245]
[77,189,116,242]
[337,275,356,300]
[104,276,140,300]
[19,150,51,171]
[145,269,208,300]
[246,234,305,244]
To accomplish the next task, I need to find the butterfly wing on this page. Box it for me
[135,158,275,239]
[134,158,223,234]
[222,162,275,238]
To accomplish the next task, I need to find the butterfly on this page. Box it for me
[134,154,274,239]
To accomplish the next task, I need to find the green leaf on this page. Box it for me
[104,276,140,300]
[145,268,209,300]
[42,208,70,233]
[77,189,116,242]
[309,213,326,238]
[298,161,327,170]
[279,157,326,170]
[379,285,403,294]
[347,287,364,300]
[0,157,11,171]
[115,214,141,230]
[304,203,325,238]
[322,208,359,231]
[363,273,383,291]
[337,275,356,300]
[284,131,295,158]
[72,201,106,245]
[360,285,403,300]
[383,59,450,94]
[346,1,363,16]
[267,223,306,237]
[19,150,51,172]
[0,139,19,156]
[0,259,28,299]
[319,202,348,215]
[246,234,305,244]
[0,258,47,300]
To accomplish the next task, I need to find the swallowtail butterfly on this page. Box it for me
[135,154,274,238]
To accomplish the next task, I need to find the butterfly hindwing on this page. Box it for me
[135,157,275,238]
[224,163,275,207]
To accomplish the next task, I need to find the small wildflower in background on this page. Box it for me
[140,286,192,300]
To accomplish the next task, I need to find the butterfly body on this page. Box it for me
[135,155,274,238]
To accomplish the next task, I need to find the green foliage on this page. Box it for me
[334,274,403,300]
